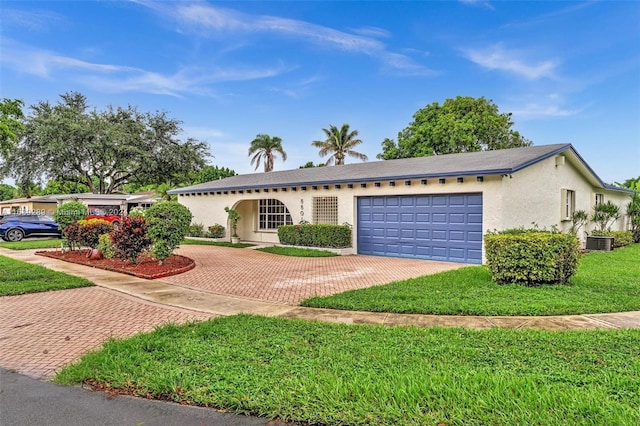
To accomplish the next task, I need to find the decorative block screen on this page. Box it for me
[312,196,338,225]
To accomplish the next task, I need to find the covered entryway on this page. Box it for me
[357,193,483,264]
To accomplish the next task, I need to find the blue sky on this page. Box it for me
[1,0,638,185]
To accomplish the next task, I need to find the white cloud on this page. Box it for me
[1,8,66,31]
[136,1,434,75]
[182,126,226,140]
[462,43,558,80]
[0,38,290,97]
[508,94,583,119]
[459,0,494,10]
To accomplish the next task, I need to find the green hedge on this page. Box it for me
[278,223,352,248]
[590,230,634,248]
[484,231,580,286]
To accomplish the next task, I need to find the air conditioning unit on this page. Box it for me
[586,236,614,251]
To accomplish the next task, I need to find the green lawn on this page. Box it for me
[181,238,255,248]
[0,255,94,296]
[56,314,640,426]
[256,246,337,257]
[302,244,640,316]
[0,238,63,250]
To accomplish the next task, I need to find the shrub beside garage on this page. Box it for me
[278,223,352,248]
[484,230,580,286]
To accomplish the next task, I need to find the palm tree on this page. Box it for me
[312,124,368,166]
[248,134,287,172]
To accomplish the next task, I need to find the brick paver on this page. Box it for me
[0,287,213,379]
[165,245,465,304]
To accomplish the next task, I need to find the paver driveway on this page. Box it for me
[165,245,466,304]
[0,287,213,379]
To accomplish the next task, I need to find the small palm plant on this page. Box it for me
[592,201,620,231]
[224,206,241,239]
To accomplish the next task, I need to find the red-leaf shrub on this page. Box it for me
[111,216,152,264]
[62,223,83,250]
[77,219,114,249]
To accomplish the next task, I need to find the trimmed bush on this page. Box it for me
[145,201,192,262]
[98,233,116,259]
[278,223,352,248]
[188,223,205,237]
[208,224,225,238]
[77,219,114,249]
[111,216,152,263]
[484,230,580,286]
[54,201,88,230]
[590,230,634,248]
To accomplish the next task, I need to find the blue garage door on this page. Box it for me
[357,193,483,264]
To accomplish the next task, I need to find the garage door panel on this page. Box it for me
[400,213,414,222]
[358,193,483,264]
[416,213,431,223]
[468,231,483,242]
[416,229,430,240]
[400,229,415,239]
[432,213,447,223]
[468,213,483,224]
[431,229,448,241]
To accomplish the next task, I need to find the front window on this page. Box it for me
[313,196,338,225]
[258,199,292,230]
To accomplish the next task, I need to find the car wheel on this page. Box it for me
[6,228,24,242]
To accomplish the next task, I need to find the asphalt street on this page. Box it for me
[0,368,276,426]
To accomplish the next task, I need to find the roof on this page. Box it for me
[170,143,605,194]
[0,195,58,205]
[1,192,160,205]
[54,192,160,202]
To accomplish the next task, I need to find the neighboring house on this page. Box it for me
[0,192,159,217]
[168,144,633,264]
[55,192,158,215]
[0,195,59,215]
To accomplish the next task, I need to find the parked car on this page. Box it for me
[86,208,122,228]
[0,214,62,242]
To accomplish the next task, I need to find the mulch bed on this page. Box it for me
[36,250,195,279]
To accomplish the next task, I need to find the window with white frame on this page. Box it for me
[258,199,292,230]
[312,196,338,224]
[595,193,604,206]
[562,189,575,220]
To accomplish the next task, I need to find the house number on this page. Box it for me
[300,199,304,217]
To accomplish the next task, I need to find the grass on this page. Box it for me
[0,238,63,250]
[256,246,337,257]
[0,255,94,296]
[181,238,255,248]
[55,314,640,426]
[302,244,640,316]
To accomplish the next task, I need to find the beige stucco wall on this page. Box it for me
[0,201,57,215]
[177,154,633,258]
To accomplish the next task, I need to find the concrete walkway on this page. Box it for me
[2,246,640,380]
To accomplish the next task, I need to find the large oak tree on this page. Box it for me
[5,92,210,194]
[378,96,531,160]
